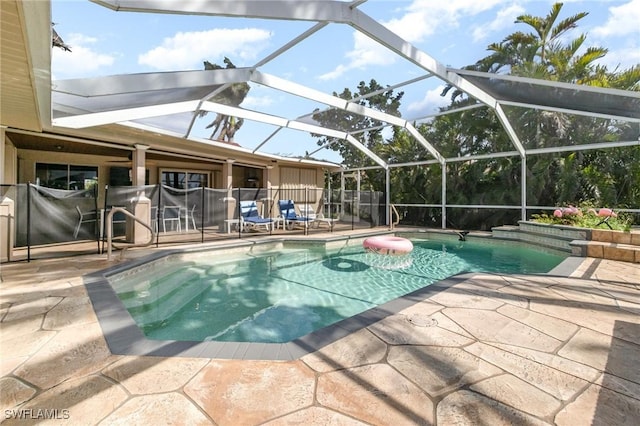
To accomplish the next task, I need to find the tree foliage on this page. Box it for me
[321,2,639,230]
[312,81,403,163]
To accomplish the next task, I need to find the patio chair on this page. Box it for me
[298,204,317,220]
[278,199,314,229]
[150,206,159,233]
[182,204,198,231]
[298,204,336,230]
[239,200,273,232]
[73,205,97,238]
[161,205,182,233]
[314,212,338,230]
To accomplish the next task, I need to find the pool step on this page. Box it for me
[109,260,195,294]
[118,266,213,327]
[119,266,205,307]
[129,280,212,328]
[571,240,640,263]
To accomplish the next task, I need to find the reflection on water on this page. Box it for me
[113,238,565,343]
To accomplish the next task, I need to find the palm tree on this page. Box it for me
[516,3,587,64]
[201,58,250,142]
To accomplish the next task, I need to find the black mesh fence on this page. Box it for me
[1,184,386,261]
[21,184,99,246]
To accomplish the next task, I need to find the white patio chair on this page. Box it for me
[73,205,97,238]
[183,204,197,231]
[162,206,182,233]
[150,206,159,233]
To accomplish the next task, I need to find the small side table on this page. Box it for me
[272,217,286,230]
[224,219,241,234]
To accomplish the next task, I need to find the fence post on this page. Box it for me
[385,168,390,227]
[101,185,109,253]
[237,188,242,238]
[370,189,373,228]
[156,184,161,247]
[93,184,100,253]
[26,182,31,262]
[201,186,205,243]
[351,189,355,230]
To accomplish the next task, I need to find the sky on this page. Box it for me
[51,0,640,164]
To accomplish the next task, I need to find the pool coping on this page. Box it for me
[84,234,579,360]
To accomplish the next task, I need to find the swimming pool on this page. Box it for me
[108,236,566,344]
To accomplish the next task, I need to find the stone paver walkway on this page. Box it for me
[1,241,639,425]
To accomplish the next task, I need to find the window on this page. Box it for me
[108,167,150,186]
[161,170,209,189]
[36,163,98,190]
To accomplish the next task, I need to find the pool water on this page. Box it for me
[110,238,565,343]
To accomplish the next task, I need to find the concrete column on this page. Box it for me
[222,158,234,191]
[127,144,151,243]
[0,196,14,262]
[131,144,149,186]
[223,159,235,220]
[263,164,274,217]
[0,127,14,261]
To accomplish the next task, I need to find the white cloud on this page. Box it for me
[386,0,505,42]
[592,0,640,37]
[589,0,640,71]
[406,86,450,116]
[242,95,274,109]
[472,4,525,43]
[318,64,350,81]
[596,45,640,70]
[318,32,395,80]
[138,28,272,70]
[51,33,116,78]
[318,0,504,80]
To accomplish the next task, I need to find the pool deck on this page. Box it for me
[1,230,639,425]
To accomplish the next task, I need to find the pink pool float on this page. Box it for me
[363,236,414,256]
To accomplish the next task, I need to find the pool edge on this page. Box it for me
[84,234,579,360]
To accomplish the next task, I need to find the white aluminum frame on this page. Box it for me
[47,0,638,228]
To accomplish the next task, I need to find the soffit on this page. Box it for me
[0,0,51,132]
[0,0,40,131]
[7,131,128,157]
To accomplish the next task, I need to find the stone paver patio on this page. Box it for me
[1,235,639,425]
